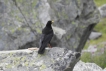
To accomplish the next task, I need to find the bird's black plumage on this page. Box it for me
[38,21,54,54]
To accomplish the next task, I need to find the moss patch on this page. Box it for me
[94,0,106,7]
[40,64,46,70]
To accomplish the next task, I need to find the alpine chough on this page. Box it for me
[38,20,54,54]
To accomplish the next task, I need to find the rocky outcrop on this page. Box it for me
[48,0,100,52]
[0,0,100,51]
[89,32,102,40]
[0,48,105,71]
[0,47,80,71]
[73,61,105,71]
[0,0,100,71]
[98,4,106,18]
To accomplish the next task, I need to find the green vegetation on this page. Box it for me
[40,64,46,70]
[81,0,106,68]
[32,0,37,8]
[86,18,106,45]
[81,50,106,68]
[17,0,23,3]
[94,0,106,7]
[81,18,106,68]
[84,18,106,49]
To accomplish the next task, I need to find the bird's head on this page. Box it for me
[47,20,54,24]
[46,20,54,27]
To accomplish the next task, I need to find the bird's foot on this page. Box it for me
[48,44,52,48]
[49,46,52,48]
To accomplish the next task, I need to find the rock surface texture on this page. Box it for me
[0,0,100,51]
[73,61,106,71]
[0,47,79,71]
[98,4,106,18]
[0,0,100,71]
[89,32,102,40]
[0,48,105,71]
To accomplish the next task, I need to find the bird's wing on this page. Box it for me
[39,34,45,48]
[38,33,53,54]
[39,33,53,47]
[43,32,53,44]
[42,28,53,35]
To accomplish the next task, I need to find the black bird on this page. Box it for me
[38,20,54,54]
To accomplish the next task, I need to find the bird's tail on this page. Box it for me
[38,45,46,54]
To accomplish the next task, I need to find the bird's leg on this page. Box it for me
[48,44,52,48]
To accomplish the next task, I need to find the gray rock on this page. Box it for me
[89,32,102,40]
[73,61,104,71]
[0,48,105,71]
[0,47,79,71]
[48,0,100,51]
[0,0,100,51]
[98,4,106,18]
[0,0,100,71]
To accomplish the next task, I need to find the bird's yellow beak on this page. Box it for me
[52,21,54,23]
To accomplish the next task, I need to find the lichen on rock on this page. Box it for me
[0,47,79,71]
[0,0,100,71]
